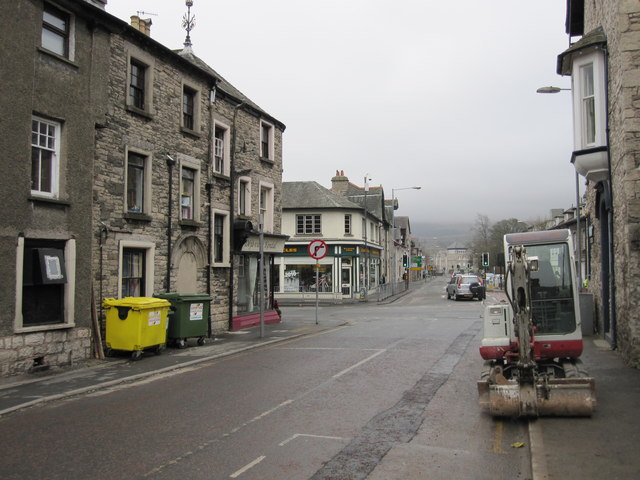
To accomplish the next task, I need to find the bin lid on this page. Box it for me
[153,293,212,303]
[103,297,171,310]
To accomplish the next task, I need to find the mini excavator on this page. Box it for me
[477,229,596,417]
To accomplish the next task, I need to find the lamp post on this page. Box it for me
[362,174,371,301]
[391,186,421,291]
[536,85,583,290]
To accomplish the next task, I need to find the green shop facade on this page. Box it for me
[275,241,381,303]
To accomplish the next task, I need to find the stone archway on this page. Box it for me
[172,235,207,293]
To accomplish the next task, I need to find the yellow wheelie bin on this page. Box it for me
[103,297,171,360]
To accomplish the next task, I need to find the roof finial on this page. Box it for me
[182,0,196,48]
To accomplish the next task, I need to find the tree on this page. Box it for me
[470,214,491,267]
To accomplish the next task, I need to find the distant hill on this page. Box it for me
[410,221,474,248]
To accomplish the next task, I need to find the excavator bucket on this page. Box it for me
[478,377,596,417]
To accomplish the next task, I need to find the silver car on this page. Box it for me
[446,274,485,300]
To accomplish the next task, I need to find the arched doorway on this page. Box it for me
[173,235,207,293]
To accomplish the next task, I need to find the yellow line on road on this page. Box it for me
[493,421,507,454]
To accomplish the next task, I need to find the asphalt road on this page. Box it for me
[0,280,531,479]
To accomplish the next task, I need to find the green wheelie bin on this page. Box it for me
[154,293,212,348]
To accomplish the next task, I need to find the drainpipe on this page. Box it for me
[206,182,212,338]
[228,102,245,330]
[602,45,617,349]
[166,154,176,292]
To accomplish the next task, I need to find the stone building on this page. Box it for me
[0,0,110,376]
[94,9,286,334]
[556,0,640,366]
[0,0,285,376]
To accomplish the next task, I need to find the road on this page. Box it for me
[0,280,531,479]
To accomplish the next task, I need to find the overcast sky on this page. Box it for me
[107,0,576,225]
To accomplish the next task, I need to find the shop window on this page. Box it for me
[283,264,332,293]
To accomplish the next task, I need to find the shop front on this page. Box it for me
[275,243,381,304]
[233,233,288,330]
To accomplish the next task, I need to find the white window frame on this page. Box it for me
[118,240,155,298]
[123,148,152,214]
[181,81,201,133]
[259,120,274,161]
[179,154,201,222]
[238,176,252,216]
[259,181,274,233]
[212,209,230,267]
[41,2,75,61]
[14,237,76,333]
[344,214,352,235]
[213,120,230,176]
[125,44,155,115]
[296,214,321,235]
[571,51,606,150]
[31,116,61,199]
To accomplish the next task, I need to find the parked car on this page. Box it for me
[446,274,485,300]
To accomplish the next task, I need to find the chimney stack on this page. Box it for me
[130,15,152,36]
[331,170,349,196]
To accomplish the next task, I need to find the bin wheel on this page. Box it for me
[177,339,187,349]
[197,337,205,346]
[153,345,163,355]
[104,347,113,358]
[131,350,143,361]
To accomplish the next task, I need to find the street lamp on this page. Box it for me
[536,86,571,94]
[391,186,421,290]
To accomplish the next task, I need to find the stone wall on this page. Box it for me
[0,328,92,377]
[583,0,640,367]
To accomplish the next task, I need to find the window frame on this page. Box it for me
[121,247,146,298]
[181,82,200,134]
[238,176,252,216]
[344,214,352,235]
[212,209,230,267]
[296,214,322,235]
[213,121,230,176]
[259,120,274,161]
[179,154,201,223]
[124,148,152,215]
[41,2,73,60]
[31,116,61,199]
[129,58,147,110]
[259,182,274,233]
[125,46,155,116]
[14,237,76,333]
[118,240,155,298]
[571,51,606,150]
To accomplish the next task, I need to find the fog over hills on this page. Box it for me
[411,221,474,248]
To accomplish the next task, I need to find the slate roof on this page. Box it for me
[344,184,386,223]
[178,48,285,130]
[283,182,362,210]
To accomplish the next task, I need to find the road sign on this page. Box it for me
[307,239,328,260]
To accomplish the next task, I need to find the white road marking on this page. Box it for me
[280,347,380,351]
[229,455,266,478]
[332,350,386,379]
[279,433,345,447]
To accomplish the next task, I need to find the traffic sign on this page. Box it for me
[307,239,328,260]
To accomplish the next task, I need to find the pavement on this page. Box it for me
[1,285,638,479]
